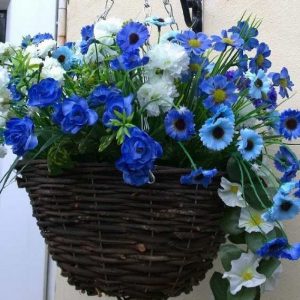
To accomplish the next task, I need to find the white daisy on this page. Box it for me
[223,252,266,295]
[218,177,246,208]
[41,57,66,82]
[239,207,275,234]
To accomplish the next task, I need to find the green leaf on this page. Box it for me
[220,207,244,235]
[245,230,277,253]
[227,157,241,183]
[228,232,246,244]
[219,244,243,271]
[98,134,116,153]
[210,272,229,300]
[244,184,272,210]
[227,287,258,300]
[258,258,281,278]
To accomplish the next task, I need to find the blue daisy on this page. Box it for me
[256,238,288,258]
[272,67,294,98]
[176,30,211,55]
[160,30,180,43]
[180,167,218,187]
[199,117,234,151]
[52,46,74,70]
[279,109,300,140]
[237,129,263,161]
[199,75,238,112]
[247,69,270,99]
[249,42,272,72]
[211,30,244,52]
[117,22,149,52]
[210,104,235,123]
[252,86,277,110]
[164,107,195,142]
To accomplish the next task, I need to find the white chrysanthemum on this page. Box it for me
[137,80,178,117]
[145,42,189,80]
[0,66,9,90]
[94,18,122,45]
[236,99,257,129]
[218,177,246,208]
[37,39,57,58]
[41,57,66,82]
[84,44,105,64]
[0,42,14,56]
[262,264,282,292]
[0,145,7,158]
[223,252,266,295]
[25,44,39,58]
[239,207,274,234]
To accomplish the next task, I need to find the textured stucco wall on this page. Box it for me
[56,1,300,299]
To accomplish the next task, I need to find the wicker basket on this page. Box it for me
[16,160,225,300]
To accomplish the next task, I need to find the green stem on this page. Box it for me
[178,142,197,170]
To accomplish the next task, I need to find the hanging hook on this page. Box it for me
[180,0,203,32]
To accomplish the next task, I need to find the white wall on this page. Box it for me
[0,1,57,300]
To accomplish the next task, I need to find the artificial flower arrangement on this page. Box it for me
[0,13,299,300]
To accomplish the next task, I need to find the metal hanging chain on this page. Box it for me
[162,0,179,30]
[144,0,152,19]
[96,0,115,21]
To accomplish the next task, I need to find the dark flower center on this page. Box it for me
[268,242,285,252]
[136,146,144,154]
[245,139,254,151]
[194,174,204,181]
[280,200,293,212]
[255,79,263,88]
[212,126,225,139]
[285,118,298,130]
[58,55,66,63]
[129,33,140,45]
[174,118,186,131]
[157,18,165,22]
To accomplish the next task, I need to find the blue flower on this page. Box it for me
[211,30,244,52]
[110,49,149,71]
[180,167,218,187]
[199,75,238,112]
[281,243,300,260]
[272,67,294,98]
[237,129,263,161]
[256,238,288,258]
[249,42,272,72]
[229,20,259,51]
[164,107,195,141]
[279,109,300,140]
[32,33,54,44]
[160,30,181,43]
[8,82,22,101]
[247,69,270,99]
[52,95,98,134]
[199,117,234,151]
[64,42,75,49]
[80,24,94,54]
[102,94,133,127]
[210,105,235,123]
[262,191,300,222]
[116,127,163,186]
[237,53,249,73]
[28,78,62,107]
[116,22,149,52]
[52,46,74,70]
[88,84,122,107]
[275,146,299,182]
[4,117,38,156]
[176,30,211,55]
[21,35,32,48]
[252,86,277,111]
[145,17,175,28]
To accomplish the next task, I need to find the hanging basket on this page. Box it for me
[16,160,225,300]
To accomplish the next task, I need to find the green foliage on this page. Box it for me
[210,272,230,300]
[227,287,258,300]
[219,244,243,271]
[220,207,243,235]
[258,259,281,278]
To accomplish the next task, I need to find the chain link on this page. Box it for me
[162,0,179,30]
[96,0,115,21]
[144,0,152,19]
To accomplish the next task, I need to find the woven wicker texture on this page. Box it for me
[16,160,225,300]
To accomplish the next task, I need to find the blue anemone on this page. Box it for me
[180,167,218,187]
[279,109,300,140]
[256,238,288,258]
[249,42,272,72]
[237,129,263,161]
[32,33,54,44]
[272,67,294,98]
[88,85,122,107]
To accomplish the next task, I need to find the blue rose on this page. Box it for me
[4,117,38,156]
[116,127,163,186]
[52,95,98,134]
[102,94,133,127]
[28,78,62,107]
[88,85,122,108]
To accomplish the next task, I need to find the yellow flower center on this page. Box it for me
[242,269,254,281]
[223,37,234,45]
[256,54,265,66]
[280,78,288,88]
[230,185,239,194]
[188,39,201,48]
[249,213,263,227]
[213,89,227,103]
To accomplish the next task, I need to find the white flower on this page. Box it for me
[0,42,14,56]
[0,110,8,127]
[0,66,9,90]
[223,252,266,295]
[0,145,7,158]
[37,39,57,58]
[145,42,190,81]
[41,57,66,82]
[239,207,274,234]
[25,44,39,58]
[94,18,123,46]
[84,44,104,64]
[261,264,282,292]
[218,177,246,208]
[137,80,178,117]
